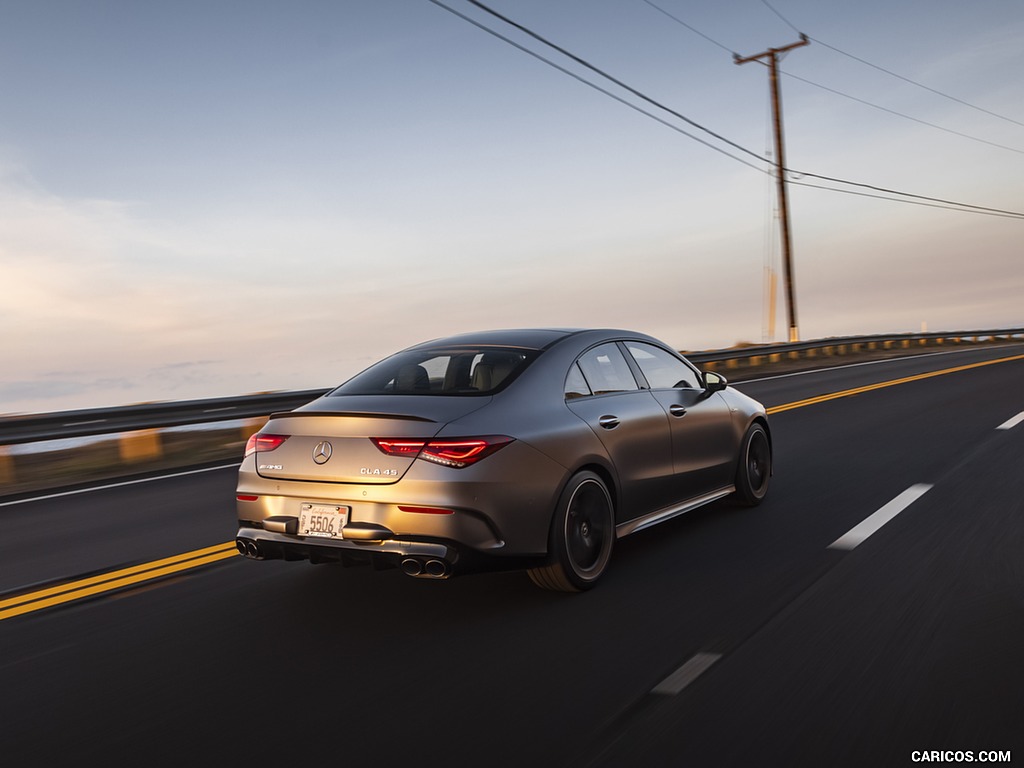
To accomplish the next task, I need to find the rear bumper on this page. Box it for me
[235,525,461,577]
[235,438,567,555]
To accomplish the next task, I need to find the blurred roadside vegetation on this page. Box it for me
[0,423,260,499]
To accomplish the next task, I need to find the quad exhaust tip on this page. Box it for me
[425,559,448,578]
[236,538,262,560]
[401,557,450,579]
[238,541,447,575]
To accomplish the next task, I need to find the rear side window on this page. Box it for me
[330,347,536,396]
[574,343,639,396]
[564,362,592,400]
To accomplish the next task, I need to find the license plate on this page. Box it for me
[298,503,349,538]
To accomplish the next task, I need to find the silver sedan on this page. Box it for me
[235,328,772,591]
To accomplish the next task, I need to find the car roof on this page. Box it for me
[402,328,678,357]
[405,328,585,351]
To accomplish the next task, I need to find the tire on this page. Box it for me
[528,471,614,592]
[733,423,771,506]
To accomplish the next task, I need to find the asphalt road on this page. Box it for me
[1,345,1022,767]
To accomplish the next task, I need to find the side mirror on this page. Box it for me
[703,371,728,395]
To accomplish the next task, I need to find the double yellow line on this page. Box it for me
[3,351,1022,622]
[766,353,1024,415]
[0,543,237,621]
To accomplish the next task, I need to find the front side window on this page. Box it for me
[575,343,639,395]
[625,342,699,389]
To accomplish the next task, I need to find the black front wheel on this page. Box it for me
[528,471,614,592]
[733,423,771,506]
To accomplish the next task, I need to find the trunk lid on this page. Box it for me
[254,395,489,484]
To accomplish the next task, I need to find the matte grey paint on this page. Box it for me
[235,328,770,576]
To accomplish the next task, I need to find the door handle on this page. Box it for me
[669,405,688,417]
[598,415,620,429]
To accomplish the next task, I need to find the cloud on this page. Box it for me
[1,124,1020,418]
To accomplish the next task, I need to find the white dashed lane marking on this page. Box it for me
[828,484,933,551]
[996,411,1024,430]
[651,652,723,696]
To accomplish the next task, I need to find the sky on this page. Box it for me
[1,0,1021,415]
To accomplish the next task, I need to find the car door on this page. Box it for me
[622,341,738,501]
[564,342,676,521]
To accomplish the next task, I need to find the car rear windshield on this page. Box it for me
[329,346,538,396]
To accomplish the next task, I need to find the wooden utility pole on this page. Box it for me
[735,34,808,343]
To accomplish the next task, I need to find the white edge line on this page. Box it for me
[828,484,933,551]
[0,463,241,508]
[651,652,723,696]
[996,411,1024,430]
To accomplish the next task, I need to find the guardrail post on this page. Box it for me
[119,429,163,463]
[0,446,15,486]
[242,418,265,443]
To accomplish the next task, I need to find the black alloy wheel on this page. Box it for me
[734,423,771,506]
[528,471,614,592]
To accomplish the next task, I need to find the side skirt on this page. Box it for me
[615,486,735,539]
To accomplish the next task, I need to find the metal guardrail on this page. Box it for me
[0,389,329,447]
[683,327,1024,363]
[2,328,1023,447]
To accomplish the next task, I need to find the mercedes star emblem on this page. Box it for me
[312,441,333,464]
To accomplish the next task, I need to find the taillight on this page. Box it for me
[244,433,289,457]
[370,439,426,459]
[372,436,513,468]
[421,438,511,467]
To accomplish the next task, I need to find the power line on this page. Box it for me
[426,0,768,173]
[810,37,1024,130]
[792,171,1024,218]
[457,0,768,165]
[789,180,1024,220]
[651,0,1024,154]
[760,0,1024,129]
[640,0,734,55]
[782,70,1024,155]
[759,0,802,35]
[429,0,1024,220]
